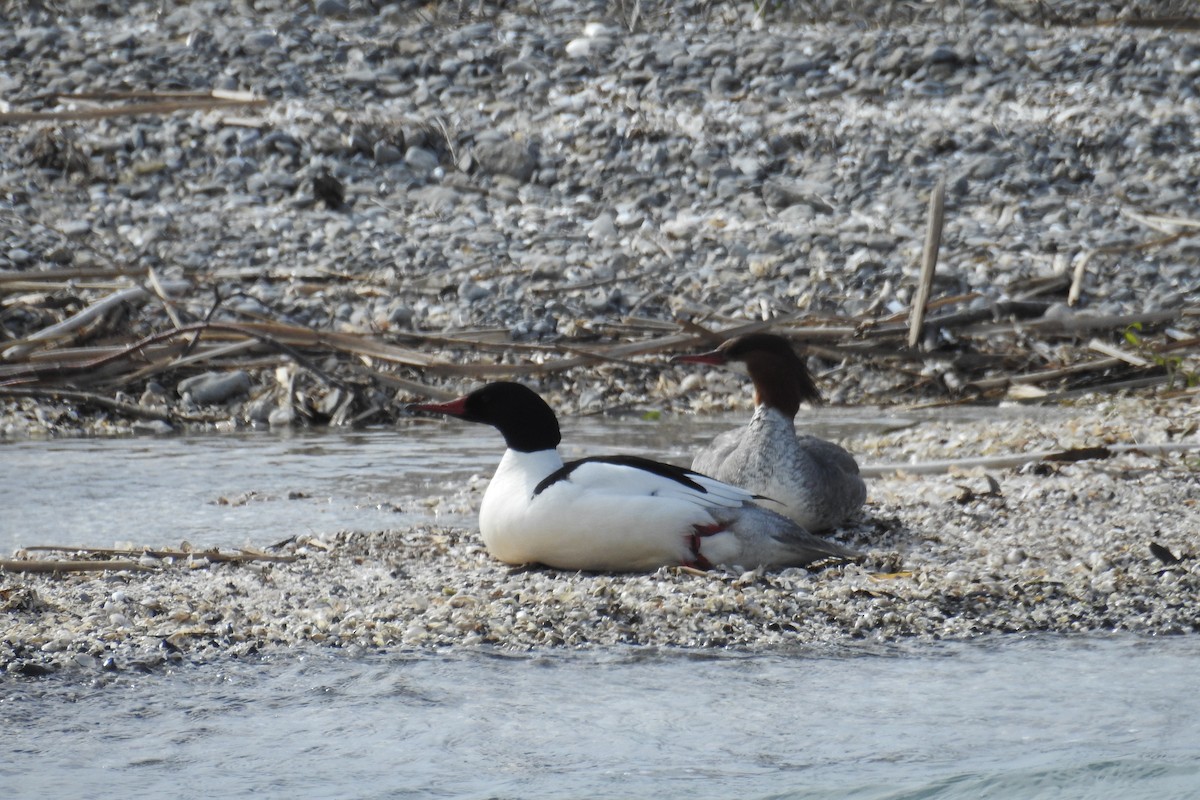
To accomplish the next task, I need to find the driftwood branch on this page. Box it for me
[0,386,216,424]
[0,559,153,573]
[2,286,150,359]
[908,177,945,349]
[18,545,300,563]
[0,90,266,124]
[860,442,1200,477]
[1,231,1196,422]
[1,545,301,573]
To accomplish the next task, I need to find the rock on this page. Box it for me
[373,141,403,165]
[268,405,295,427]
[6,248,34,265]
[178,371,252,405]
[404,146,440,174]
[588,212,617,243]
[132,419,174,435]
[241,30,277,55]
[762,179,835,213]
[60,219,92,237]
[316,0,350,18]
[472,137,537,182]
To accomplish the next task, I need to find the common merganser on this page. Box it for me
[673,333,866,532]
[408,382,857,572]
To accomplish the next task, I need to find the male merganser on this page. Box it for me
[673,333,866,532]
[408,381,857,572]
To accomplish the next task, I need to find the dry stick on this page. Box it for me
[54,89,260,102]
[860,442,1200,477]
[1067,250,1095,307]
[20,545,300,563]
[0,280,142,294]
[874,299,1050,336]
[967,357,1126,391]
[877,292,983,325]
[393,329,581,355]
[3,321,366,390]
[146,266,185,330]
[4,340,190,368]
[1,326,200,384]
[675,318,720,340]
[362,369,460,401]
[1,286,150,359]
[1030,373,1174,402]
[0,266,147,285]
[0,386,215,424]
[199,326,359,394]
[1070,215,1200,306]
[907,177,946,349]
[0,559,153,574]
[614,316,681,332]
[183,284,227,359]
[0,342,194,385]
[555,343,646,368]
[112,340,259,389]
[0,96,266,124]
[1087,338,1151,367]
[1121,209,1200,231]
[960,308,1181,338]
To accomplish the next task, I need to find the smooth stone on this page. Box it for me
[373,141,403,165]
[405,146,440,173]
[241,30,277,54]
[388,304,415,327]
[473,138,537,182]
[178,371,252,404]
[132,419,174,435]
[565,38,592,58]
[60,219,92,237]
[458,281,491,303]
[316,0,350,17]
[246,395,275,423]
[7,247,34,265]
[588,212,617,243]
[762,179,835,213]
[44,246,73,264]
[73,653,102,670]
[344,69,378,88]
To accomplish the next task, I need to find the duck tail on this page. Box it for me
[727,505,861,567]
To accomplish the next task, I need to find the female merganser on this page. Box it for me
[408,382,857,572]
[673,333,866,532]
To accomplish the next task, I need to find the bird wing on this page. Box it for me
[535,455,753,510]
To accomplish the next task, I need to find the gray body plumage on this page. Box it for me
[693,405,866,532]
[707,498,860,566]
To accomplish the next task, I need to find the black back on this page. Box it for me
[534,454,709,496]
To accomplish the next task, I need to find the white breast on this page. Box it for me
[477,449,747,571]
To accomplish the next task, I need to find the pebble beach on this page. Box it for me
[4,395,1198,675]
[3,1,1200,674]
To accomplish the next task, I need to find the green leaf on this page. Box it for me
[1123,322,1144,347]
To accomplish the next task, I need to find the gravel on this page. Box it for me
[3,1,1200,435]
[3,395,1197,675]
[2,2,1199,672]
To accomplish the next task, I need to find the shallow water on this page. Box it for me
[0,408,903,553]
[8,409,1194,799]
[4,638,1199,799]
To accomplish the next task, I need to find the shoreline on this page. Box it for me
[4,394,1197,676]
[3,1,1200,675]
